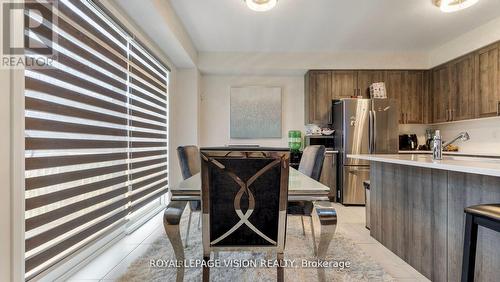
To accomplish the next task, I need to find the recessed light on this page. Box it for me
[433,0,479,13]
[244,0,278,12]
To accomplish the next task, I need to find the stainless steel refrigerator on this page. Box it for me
[332,98,399,205]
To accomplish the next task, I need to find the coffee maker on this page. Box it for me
[399,134,418,151]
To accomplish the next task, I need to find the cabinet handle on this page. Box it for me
[497,101,500,116]
[405,113,408,124]
[446,109,449,122]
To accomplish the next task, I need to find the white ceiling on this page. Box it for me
[170,0,500,53]
[112,0,197,68]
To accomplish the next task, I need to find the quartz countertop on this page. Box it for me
[348,154,500,177]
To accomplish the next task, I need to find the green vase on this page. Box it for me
[288,130,302,152]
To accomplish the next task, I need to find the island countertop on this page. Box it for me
[348,154,500,177]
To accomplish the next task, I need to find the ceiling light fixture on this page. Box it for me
[433,0,479,13]
[244,0,277,12]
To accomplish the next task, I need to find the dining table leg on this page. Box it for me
[314,203,337,282]
[163,201,188,282]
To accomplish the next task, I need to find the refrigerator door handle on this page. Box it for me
[372,109,377,153]
[368,110,373,154]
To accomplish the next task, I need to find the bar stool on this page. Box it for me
[461,204,500,282]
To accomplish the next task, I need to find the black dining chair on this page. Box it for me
[461,203,500,282]
[287,145,326,255]
[200,147,290,282]
[177,145,201,247]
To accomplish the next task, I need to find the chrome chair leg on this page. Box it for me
[309,215,317,256]
[315,205,337,258]
[317,219,336,259]
[185,209,193,247]
[203,254,210,282]
[315,205,337,282]
[301,216,306,235]
[164,218,185,282]
[277,252,284,282]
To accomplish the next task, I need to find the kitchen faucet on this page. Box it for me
[432,131,470,160]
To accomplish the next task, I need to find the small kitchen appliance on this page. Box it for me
[304,135,334,150]
[399,134,418,150]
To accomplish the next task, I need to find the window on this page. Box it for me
[24,0,169,279]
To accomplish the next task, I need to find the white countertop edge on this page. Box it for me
[398,150,500,158]
[348,154,500,177]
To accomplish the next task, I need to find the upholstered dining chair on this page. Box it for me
[287,145,326,255]
[200,147,290,282]
[177,145,201,247]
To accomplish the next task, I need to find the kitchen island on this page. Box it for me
[349,154,500,282]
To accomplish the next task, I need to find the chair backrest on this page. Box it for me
[177,145,200,180]
[200,147,290,252]
[298,145,326,181]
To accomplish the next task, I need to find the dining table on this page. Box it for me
[163,167,337,282]
[170,167,331,202]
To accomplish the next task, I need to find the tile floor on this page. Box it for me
[67,203,430,281]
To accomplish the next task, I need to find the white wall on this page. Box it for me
[431,117,500,154]
[1,4,25,280]
[0,69,12,282]
[430,16,500,66]
[398,118,500,155]
[199,75,500,156]
[198,51,429,75]
[200,75,304,147]
[169,68,201,186]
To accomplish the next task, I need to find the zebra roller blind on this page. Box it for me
[24,0,169,278]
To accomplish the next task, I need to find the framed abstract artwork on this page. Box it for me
[230,86,282,139]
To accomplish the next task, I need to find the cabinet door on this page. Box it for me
[450,55,475,121]
[431,66,452,123]
[357,71,386,98]
[385,71,406,123]
[319,152,337,201]
[305,71,332,125]
[405,71,425,124]
[331,71,357,99]
[476,43,500,117]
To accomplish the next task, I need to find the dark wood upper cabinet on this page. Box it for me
[385,71,407,123]
[431,65,452,123]
[430,53,476,123]
[306,69,428,125]
[331,71,357,99]
[357,71,386,98]
[476,43,500,118]
[450,55,475,121]
[405,71,428,124]
[305,70,332,125]
[305,39,500,126]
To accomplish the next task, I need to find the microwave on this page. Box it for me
[305,135,334,149]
